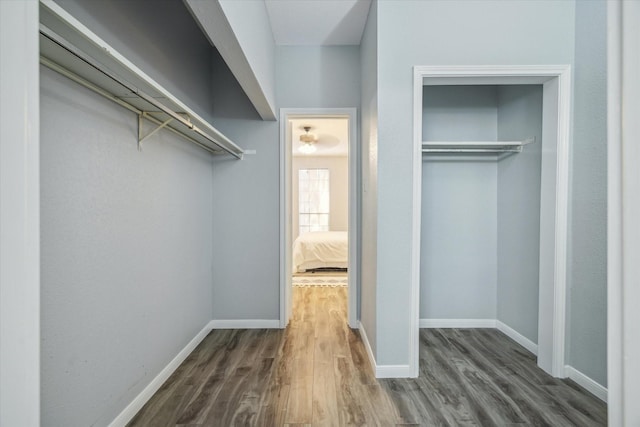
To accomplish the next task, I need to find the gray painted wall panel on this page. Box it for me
[41,67,213,427]
[421,161,498,319]
[209,50,280,320]
[496,85,543,343]
[421,86,498,320]
[423,86,498,141]
[568,0,607,386]
[277,46,361,108]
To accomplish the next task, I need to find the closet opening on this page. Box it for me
[280,109,359,329]
[411,66,572,378]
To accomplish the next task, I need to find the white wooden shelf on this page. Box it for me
[39,0,244,159]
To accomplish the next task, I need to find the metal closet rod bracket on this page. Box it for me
[137,112,192,151]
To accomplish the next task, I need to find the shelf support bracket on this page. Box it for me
[138,113,174,151]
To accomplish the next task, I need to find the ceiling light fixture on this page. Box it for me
[299,126,317,154]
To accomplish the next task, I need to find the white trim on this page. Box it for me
[496,321,538,356]
[279,108,359,329]
[607,2,623,424]
[412,64,571,379]
[608,2,640,425]
[108,321,214,427]
[410,69,423,379]
[358,322,412,378]
[550,67,572,377]
[358,321,377,376]
[420,319,497,328]
[209,319,280,329]
[565,365,608,403]
[375,365,413,378]
[183,0,276,120]
[0,1,40,425]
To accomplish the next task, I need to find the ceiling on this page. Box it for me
[264,0,372,45]
[291,118,349,157]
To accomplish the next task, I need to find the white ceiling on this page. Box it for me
[264,0,372,45]
[291,118,349,157]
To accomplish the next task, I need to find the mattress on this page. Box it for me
[292,231,348,273]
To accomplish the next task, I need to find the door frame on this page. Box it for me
[412,65,572,378]
[608,0,640,423]
[0,0,41,425]
[279,108,359,328]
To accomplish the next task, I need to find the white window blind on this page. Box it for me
[299,168,330,235]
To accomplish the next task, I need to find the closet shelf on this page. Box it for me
[422,138,535,155]
[39,0,244,159]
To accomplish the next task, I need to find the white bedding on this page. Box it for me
[292,231,348,273]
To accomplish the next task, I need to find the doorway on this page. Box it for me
[412,66,572,378]
[280,108,358,329]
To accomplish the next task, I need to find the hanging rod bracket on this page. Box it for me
[138,113,173,151]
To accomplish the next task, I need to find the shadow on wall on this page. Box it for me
[210,48,264,122]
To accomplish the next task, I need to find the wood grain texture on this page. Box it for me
[127,287,606,426]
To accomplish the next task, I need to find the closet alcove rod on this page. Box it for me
[39,24,243,159]
[421,138,536,154]
[422,148,523,153]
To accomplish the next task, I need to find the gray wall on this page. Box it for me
[208,45,361,320]
[55,0,216,122]
[423,86,499,141]
[421,86,499,320]
[496,85,543,343]
[209,49,280,321]
[421,162,498,319]
[360,0,378,353]
[277,46,361,108]
[568,0,607,386]
[40,1,219,424]
[421,85,543,336]
[375,0,575,366]
[41,66,214,427]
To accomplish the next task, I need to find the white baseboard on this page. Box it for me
[358,321,377,375]
[564,365,608,402]
[358,321,412,378]
[209,319,281,329]
[108,321,214,427]
[496,320,538,355]
[420,318,497,328]
[375,364,413,378]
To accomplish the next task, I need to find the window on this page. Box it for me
[299,168,330,235]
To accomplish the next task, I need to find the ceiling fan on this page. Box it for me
[299,126,318,154]
[298,125,339,154]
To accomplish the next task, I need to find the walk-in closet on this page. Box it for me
[420,84,544,353]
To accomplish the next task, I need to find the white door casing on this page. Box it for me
[412,65,572,378]
[279,108,359,329]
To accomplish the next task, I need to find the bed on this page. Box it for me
[292,231,348,273]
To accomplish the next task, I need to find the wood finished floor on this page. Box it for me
[127,287,606,426]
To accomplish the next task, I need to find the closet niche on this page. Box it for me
[421,84,543,348]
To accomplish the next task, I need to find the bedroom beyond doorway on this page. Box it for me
[280,109,358,329]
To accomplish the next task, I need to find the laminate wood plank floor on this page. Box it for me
[127,287,606,426]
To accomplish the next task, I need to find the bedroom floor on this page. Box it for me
[126,287,606,426]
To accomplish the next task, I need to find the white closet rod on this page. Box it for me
[422,148,523,153]
[422,138,535,154]
[39,24,243,159]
